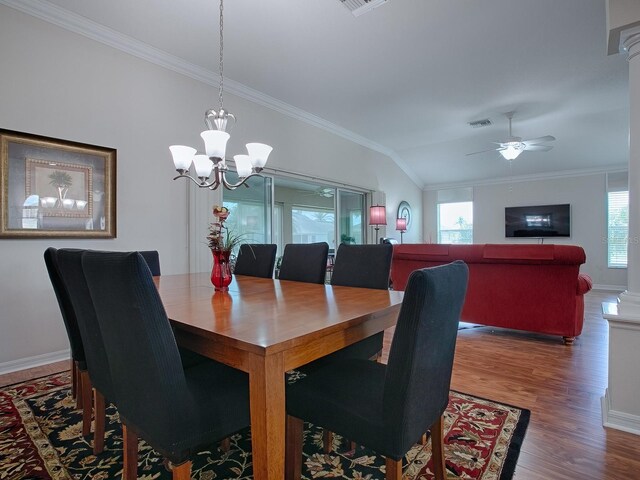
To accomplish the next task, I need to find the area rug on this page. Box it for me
[0,371,529,479]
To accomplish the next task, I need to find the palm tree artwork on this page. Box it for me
[48,170,73,208]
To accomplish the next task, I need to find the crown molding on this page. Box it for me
[0,0,423,189]
[423,165,629,191]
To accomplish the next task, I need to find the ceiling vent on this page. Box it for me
[468,118,492,128]
[340,0,388,17]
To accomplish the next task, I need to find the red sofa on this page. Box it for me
[391,244,593,344]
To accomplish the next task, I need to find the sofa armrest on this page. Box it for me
[577,273,593,295]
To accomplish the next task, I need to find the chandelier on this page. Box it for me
[169,0,272,190]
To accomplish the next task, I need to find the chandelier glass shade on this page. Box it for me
[169,0,272,190]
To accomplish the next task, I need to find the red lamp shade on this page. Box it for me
[369,205,387,226]
[396,217,407,231]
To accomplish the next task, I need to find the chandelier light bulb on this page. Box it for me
[193,154,213,180]
[246,143,273,170]
[169,145,196,172]
[234,154,253,178]
[200,130,230,159]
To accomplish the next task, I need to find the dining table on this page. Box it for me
[154,272,404,480]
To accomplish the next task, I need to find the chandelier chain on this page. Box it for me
[218,0,224,110]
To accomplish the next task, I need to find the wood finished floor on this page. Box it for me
[1,290,638,479]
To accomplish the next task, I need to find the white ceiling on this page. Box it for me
[34,0,630,187]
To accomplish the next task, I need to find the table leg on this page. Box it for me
[248,352,285,480]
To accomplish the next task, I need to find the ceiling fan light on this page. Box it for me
[500,144,524,161]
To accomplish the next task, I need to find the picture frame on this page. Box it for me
[0,129,116,238]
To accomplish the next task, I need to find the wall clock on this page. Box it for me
[397,201,412,231]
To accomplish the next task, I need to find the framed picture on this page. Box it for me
[0,129,116,238]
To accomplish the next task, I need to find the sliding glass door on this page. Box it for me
[337,189,364,245]
[221,174,366,259]
[222,174,273,250]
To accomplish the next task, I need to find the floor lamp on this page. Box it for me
[396,217,407,244]
[369,205,387,243]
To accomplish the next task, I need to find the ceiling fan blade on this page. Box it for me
[465,147,501,156]
[522,135,555,145]
[524,144,553,152]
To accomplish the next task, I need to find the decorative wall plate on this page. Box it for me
[398,201,412,231]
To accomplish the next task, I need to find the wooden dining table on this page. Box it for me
[154,272,404,480]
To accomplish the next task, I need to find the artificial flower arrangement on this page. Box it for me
[207,205,245,252]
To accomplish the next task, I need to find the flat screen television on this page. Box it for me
[505,204,570,238]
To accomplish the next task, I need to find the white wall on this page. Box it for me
[423,172,627,289]
[0,6,422,369]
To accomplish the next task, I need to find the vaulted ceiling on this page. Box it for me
[29,0,631,187]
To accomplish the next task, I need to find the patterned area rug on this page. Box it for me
[0,371,529,479]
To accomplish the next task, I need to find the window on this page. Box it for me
[437,201,473,244]
[292,206,335,247]
[607,190,629,268]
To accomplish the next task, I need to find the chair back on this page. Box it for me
[43,248,86,366]
[139,250,161,276]
[233,244,277,278]
[278,242,329,284]
[81,251,191,443]
[383,260,468,454]
[330,243,392,290]
[56,249,115,399]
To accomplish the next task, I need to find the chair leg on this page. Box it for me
[430,414,446,480]
[385,457,402,480]
[71,359,77,400]
[122,423,138,480]
[76,365,83,409]
[285,415,304,480]
[220,437,230,452]
[323,429,333,453]
[171,460,192,480]
[93,389,106,454]
[79,370,93,436]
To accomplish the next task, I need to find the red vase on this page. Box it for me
[211,249,232,291]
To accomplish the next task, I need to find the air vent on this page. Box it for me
[468,118,492,128]
[340,0,387,17]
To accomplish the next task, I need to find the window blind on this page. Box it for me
[607,190,628,268]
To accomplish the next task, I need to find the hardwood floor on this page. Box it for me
[1,290,638,479]
[0,359,68,388]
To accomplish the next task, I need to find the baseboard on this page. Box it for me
[0,349,70,376]
[601,388,640,435]
[592,284,626,292]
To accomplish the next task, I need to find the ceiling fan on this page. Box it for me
[466,112,555,160]
[300,187,335,198]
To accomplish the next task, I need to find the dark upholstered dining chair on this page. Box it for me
[299,243,393,375]
[233,244,277,278]
[43,248,89,425]
[55,248,117,454]
[285,261,469,480]
[139,250,161,276]
[278,242,329,284]
[52,248,207,455]
[81,251,251,480]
